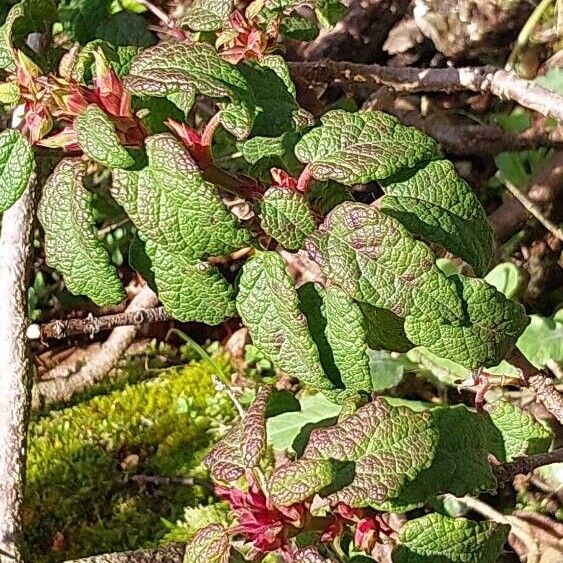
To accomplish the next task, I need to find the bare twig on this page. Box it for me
[508,348,563,423]
[29,306,171,341]
[128,474,195,487]
[494,449,563,484]
[0,174,38,563]
[31,285,160,409]
[288,61,563,121]
[302,0,410,62]
[501,179,563,242]
[64,543,185,563]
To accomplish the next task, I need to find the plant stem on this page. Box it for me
[289,61,563,122]
[0,173,39,563]
[505,0,555,72]
[500,177,563,242]
[494,448,563,484]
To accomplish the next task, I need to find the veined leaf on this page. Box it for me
[486,399,553,460]
[184,523,230,563]
[259,187,315,250]
[380,159,494,276]
[124,41,255,139]
[306,202,463,321]
[75,105,134,168]
[404,275,529,369]
[236,251,335,393]
[393,513,509,563]
[180,0,233,31]
[112,133,249,322]
[0,129,35,212]
[293,546,329,563]
[204,386,271,482]
[295,110,439,185]
[38,159,125,306]
[323,285,371,394]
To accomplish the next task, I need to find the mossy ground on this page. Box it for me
[24,354,234,562]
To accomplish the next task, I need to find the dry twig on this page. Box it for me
[64,543,185,563]
[289,61,563,121]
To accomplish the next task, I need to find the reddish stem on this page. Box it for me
[296,165,314,194]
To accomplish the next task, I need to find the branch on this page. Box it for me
[288,61,563,121]
[301,0,410,62]
[0,175,39,562]
[494,449,563,484]
[64,543,185,563]
[29,305,171,341]
[31,285,160,410]
[508,347,563,424]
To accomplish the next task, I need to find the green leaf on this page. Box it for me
[75,105,134,168]
[315,0,346,27]
[259,187,315,250]
[306,202,463,321]
[240,132,299,165]
[145,244,236,324]
[111,133,249,322]
[59,0,113,44]
[38,159,125,307]
[360,303,413,353]
[239,56,313,137]
[180,0,233,31]
[269,458,336,505]
[204,387,271,482]
[280,15,319,41]
[128,234,156,290]
[324,286,371,394]
[516,310,563,368]
[0,0,57,70]
[236,252,335,393]
[404,275,530,369]
[293,546,329,563]
[184,523,230,563]
[0,129,35,212]
[393,514,509,563]
[484,262,523,299]
[0,81,20,105]
[380,160,494,276]
[95,11,155,46]
[297,398,437,508]
[124,41,255,139]
[486,399,553,461]
[367,350,407,391]
[295,110,439,185]
[267,393,341,453]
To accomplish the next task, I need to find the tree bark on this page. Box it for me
[0,177,38,563]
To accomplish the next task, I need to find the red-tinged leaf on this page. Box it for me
[293,546,331,562]
[184,523,230,563]
[205,386,271,482]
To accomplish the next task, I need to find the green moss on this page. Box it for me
[24,357,235,562]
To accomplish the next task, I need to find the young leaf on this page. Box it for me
[259,187,315,250]
[516,310,563,368]
[124,42,255,139]
[0,129,35,212]
[38,159,125,307]
[393,513,509,563]
[306,202,463,321]
[484,261,523,299]
[404,275,529,369]
[180,0,234,31]
[323,285,371,394]
[75,105,134,168]
[94,11,156,47]
[112,134,249,322]
[184,523,230,563]
[295,110,439,185]
[236,251,335,393]
[380,159,494,276]
[486,399,553,460]
[240,132,299,165]
[205,386,271,482]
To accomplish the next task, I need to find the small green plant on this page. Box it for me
[0,1,558,561]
